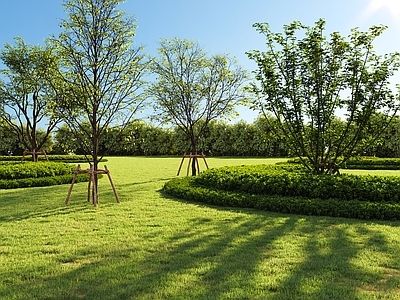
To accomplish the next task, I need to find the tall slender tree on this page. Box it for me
[54,0,147,204]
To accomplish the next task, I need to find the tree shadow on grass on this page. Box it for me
[1,186,399,299]
[1,201,399,299]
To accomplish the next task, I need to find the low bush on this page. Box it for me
[287,156,400,170]
[194,164,400,203]
[0,162,75,180]
[0,161,91,189]
[0,173,90,189]
[0,155,107,163]
[163,177,400,221]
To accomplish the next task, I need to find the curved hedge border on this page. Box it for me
[194,164,400,203]
[163,177,400,221]
[0,162,90,189]
[163,164,400,221]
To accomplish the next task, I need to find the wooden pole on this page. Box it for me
[186,153,192,176]
[105,165,120,203]
[65,165,81,205]
[177,152,186,176]
[201,152,209,169]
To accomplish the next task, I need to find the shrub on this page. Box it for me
[163,177,400,221]
[163,164,400,221]
[0,161,91,189]
[0,155,107,163]
[287,156,400,170]
[0,174,90,189]
[194,164,400,203]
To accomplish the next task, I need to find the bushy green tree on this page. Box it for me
[247,19,400,174]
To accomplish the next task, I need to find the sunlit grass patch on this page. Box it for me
[0,156,399,299]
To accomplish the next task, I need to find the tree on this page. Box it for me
[247,19,400,174]
[54,0,147,204]
[0,119,22,155]
[149,38,248,175]
[0,37,63,161]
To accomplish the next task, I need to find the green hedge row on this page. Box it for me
[0,162,76,180]
[194,164,400,203]
[0,161,92,189]
[0,173,90,189]
[287,156,400,170]
[163,177,400,221]
[0,155,107,163]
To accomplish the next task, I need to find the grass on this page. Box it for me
[0,156,399,299]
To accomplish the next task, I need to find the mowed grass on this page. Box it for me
[0,156,400,299]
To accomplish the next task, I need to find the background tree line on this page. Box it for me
[2,115,400,158]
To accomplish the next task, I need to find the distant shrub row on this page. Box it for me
[0,161,90,189]
[287,156,400,170]
[0,155,107,163]
[163,164,400,220]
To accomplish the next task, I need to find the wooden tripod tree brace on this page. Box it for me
[65,164,120,206]
[21,150,49,162]
[177,152,209,176]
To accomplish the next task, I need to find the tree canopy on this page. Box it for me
[0,37,63,161]
[247,19,400,174]
[51,0,147,204]
[149,38,248,175]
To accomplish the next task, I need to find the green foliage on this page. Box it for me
[0,154,104,163]
[53,0,147,174]
[149,38,248,174]
[0,37,63,160]
[247,19,400,174]
[0,173,89,189]
[0,161,90,189]
[164,164,400,220]
[164,176,400,221]
[288,156,400,170]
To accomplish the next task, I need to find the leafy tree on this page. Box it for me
[0,120,22,155]
[364,115,400,157]
[149,38,248,175]
[53,0,147,203]
[247,19,400,174]
[0,37,63,161]
[253,115,289,157]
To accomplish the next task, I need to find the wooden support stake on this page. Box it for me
[177,152,186,176]
[22,150,49,162]
[177,152,210,176]
[65,164,120,206]
[65,164,81,205]
[105,165,120,203]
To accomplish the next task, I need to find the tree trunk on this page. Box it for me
[191,142,197,176]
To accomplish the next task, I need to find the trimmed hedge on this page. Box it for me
[163,164,400,220]
[0,161,90,189]
[163,177,400,221]
[0,162,75,180]
[287,156,400,170]
[194,164,400,203]
[0,173,90,189]
[0,155,107,163]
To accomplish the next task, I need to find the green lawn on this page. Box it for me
[0,156,399,299]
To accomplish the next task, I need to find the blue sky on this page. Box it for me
[1,0,400,122]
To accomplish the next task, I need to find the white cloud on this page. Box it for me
[362,0,400,19]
